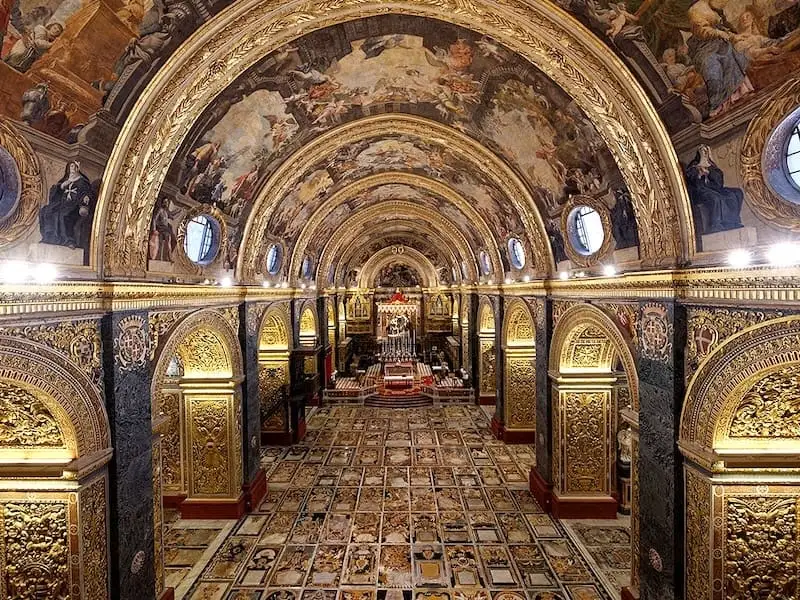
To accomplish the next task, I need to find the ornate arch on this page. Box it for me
[259,304,291,351]
[680,316,800,469]
[95,0,691,278]
[298,302,318,346]
[478,298,496,334]
[359,247,437,289]
[0,335,110,458]
[503,299,535,347]
[0,119,42,250]
[549,303,639,410]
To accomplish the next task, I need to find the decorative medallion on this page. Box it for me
[115,315,149,372]
[639,303,672,362]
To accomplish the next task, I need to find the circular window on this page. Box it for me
[266,243,282,275]
[567,205,605,256]
[786,121,800,191]
[300,255,313,279]
[0,147,21,223]
[479,251,492,275]
[508,238,526,269]
[183,214,221,265]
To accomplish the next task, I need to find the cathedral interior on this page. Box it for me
[1,0,800,598]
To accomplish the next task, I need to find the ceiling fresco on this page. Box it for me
[556,0,800,128]
[154,14,635,276]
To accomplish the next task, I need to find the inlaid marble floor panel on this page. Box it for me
[182,405,623,600]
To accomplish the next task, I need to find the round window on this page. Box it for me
[266,243,282,275]
[183,214,220,265]
[786,121,800,191]
[0,147,21,223]
[479,251,492,275]
[508,238,526,269]
[300,255,313,279]
[567,205,605,256]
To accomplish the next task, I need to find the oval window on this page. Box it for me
[480,251,492,275]
[300,255,313,279]
[508,238,526,269]
[266,244,282,275]
[567,205,605,256]
[460,260,468,280]
[786,121,800,190]
[183,214,220,265]
[0,147,20,223]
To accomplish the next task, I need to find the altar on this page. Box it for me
[384,362,415,389]
[376,290,419,361]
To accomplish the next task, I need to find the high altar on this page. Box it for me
[376,290,418,361]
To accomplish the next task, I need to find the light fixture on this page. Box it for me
[262,281,271,288]
[300,283,306,289]
[281,281,289,288]
[202,278,210,285]
[558,271,569,280]
[219,276,233,287]
[522,275,530,282]
[1,261,28,284]
[602,264,617,277]
[504,278,512,285]
[727,249,752,268]
[33,263,58,284]
[766,242,800,266]
[310,284,317,290]
[487,279,493,285]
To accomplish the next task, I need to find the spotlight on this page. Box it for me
[33,263,58,283]
[1,261,29,284]
[262,281,271,288]
[487,280,493,285]
[281,281,289,288]
[727,249,752,268]
[219,277,233,287]
[766,242,800,266]
[300,283,306,289]
[602,264,617,277]
[522,275,530,282]
[558,271,569,280]
[310,284,317,290]
[202,278,210,285]
[504,278,512,285]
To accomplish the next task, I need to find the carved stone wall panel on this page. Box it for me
[504,354,535,430]
[157,390,184,494]
[152,441,165,598]
[728,365,800,439]
[177,329,232,377]
[0,380,66,449]
[479,339,496,395]
[186,394,235,497]
[685,307,785,383]
[0,498,71,599]
[80,477,109,600]
[560,390,611,494]
[685,466,711,600]
[630,435,640,591]
[148,311,187,360]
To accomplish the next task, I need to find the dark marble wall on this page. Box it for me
[468,293,479,390]
[534,297,552,482]
[101,310,155,600]
[494,295,505,421]
[636,301,686,600]
[240,302,262,484]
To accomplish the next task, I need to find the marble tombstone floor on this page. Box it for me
[177,405,628,600]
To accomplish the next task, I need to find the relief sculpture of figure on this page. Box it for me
[684,144,743,235]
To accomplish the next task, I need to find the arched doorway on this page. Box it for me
[151,310,245,520]
[548,303,640,590]
[680,316,800,600]
[258,305,292,445]
[502,299,536,442]
[477,298,497,405]
[0,336,112,599]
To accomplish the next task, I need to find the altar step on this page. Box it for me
[365,394,432,408]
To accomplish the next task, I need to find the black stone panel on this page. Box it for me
[534,297,552,481]
[636,301,685,600]
[241,302,261,483]
[101,310,155,600]
[494,296,505,420]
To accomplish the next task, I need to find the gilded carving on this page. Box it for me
[740,78,800,232]
[80,478,109,600]
[157,391,183,492]
[259,309,289,349]
[561,195,614,267]
[685,468,710,600]
[505,356,535,429]
[97,0,690,278]
[639,303,672,363]
[562,391,608,494]
[189,397,231,496]
[115,315,149,372]
[173,205,229,275]
[148,311,186,359]
[0,381,65,448]
[0,119,42,249]
[685,308,784,382]
[479,340,496,395]
[177,329,232,376]
[259,362,288,430]
[505,304,534,345]
[1,501,70,599]
[729,366,800,439]
[153,441,165,597]
[247,304,268,338]
[725,495,798,598]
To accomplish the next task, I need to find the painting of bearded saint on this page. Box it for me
[39,160,94,250]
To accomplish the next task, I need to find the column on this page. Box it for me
[530,297,553,510]
[102,310,156,600]
[240,302,267,512]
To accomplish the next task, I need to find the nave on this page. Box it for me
[171,406,629,600]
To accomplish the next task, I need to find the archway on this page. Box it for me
[502,300,536,442]
[258,305,292,444]
[477,298,497,405]
[548,303,640,588]
[0,336,112,599]
[679,316,800,600]
[151,310,245,520]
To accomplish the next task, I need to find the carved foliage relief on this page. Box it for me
[729,366,800,439]
[259,361,288,431]
[562,391,609,494]
[479,340,496,395]
[0,381,65,448]
[505,356,535,430]
[1,501,70,599]
[80,478,109,600]
[685,468,711,600]
[157,391,183,493]
[188,397,232,496]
